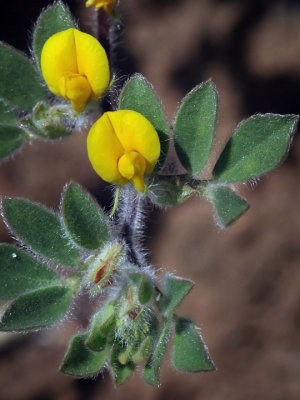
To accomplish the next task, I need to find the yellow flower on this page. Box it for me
[41,28,110,112]
[86,0,116,13]
[87,110,161,192]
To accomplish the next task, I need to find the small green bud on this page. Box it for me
[33,102,72,139]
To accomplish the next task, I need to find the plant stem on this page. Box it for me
[118,186,144,268]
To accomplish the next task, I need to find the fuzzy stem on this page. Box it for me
[118,186,144,268]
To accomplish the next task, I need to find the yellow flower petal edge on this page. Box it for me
[41,28,110,112]
[87,110,161,192]
[86,0,116,13]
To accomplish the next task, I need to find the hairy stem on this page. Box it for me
[117,186,144,268]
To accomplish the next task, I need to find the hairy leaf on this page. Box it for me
[143,320,172,386]
[0,98,17,123]
[85,302,115,351]
[207,184,249,228]
[139,278,154,305]
[158,274,194,317]
[172,317,215,372]
[2,198,79,266]
[0,245,59,300]
[174,80,218,175]
[60,333,109,377]
[0,125,24,161]
[128,272,154,305]
[62,182,110,250]
[33,1,75,68]
[213,114,298,182]
[0,43,46,111]
[0,286,72,331]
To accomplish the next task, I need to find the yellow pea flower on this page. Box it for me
[87,110,161,192]
[86,0,116,13]
[41,28,110,112]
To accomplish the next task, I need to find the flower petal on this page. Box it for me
[87,113,126,184]
[86,0,115,13]
[74,29,110,100]
[106,110,161,173]
[60,74,92,112]
[41,28,78,97]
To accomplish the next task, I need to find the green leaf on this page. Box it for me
[0,245,59,300]
[119,73,169,171]
[213,114,298,182]
[85,302,115,351]
[206,184,249,228]
[139,278,154,305]
[0,125,24,161]
[0,99,17,123]
[0,286,72,331]
[62,182,110,250]
[158,274,194,317]
[172,317,215,372]
[111,343,136,385]
[143,320,172,386]
[60,333,110,377]
[0,43,47,111]
[33,1,75,68]
[174,80,218,176]
[2,198,79,267]
[128,273,154,305]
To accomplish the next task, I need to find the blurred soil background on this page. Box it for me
[0,0,300,399]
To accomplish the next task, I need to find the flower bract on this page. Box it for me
[41,28,110,112]
[87,110,161,192]
[86,0,116,13]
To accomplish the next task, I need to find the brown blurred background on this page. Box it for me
[0,0,300,399]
